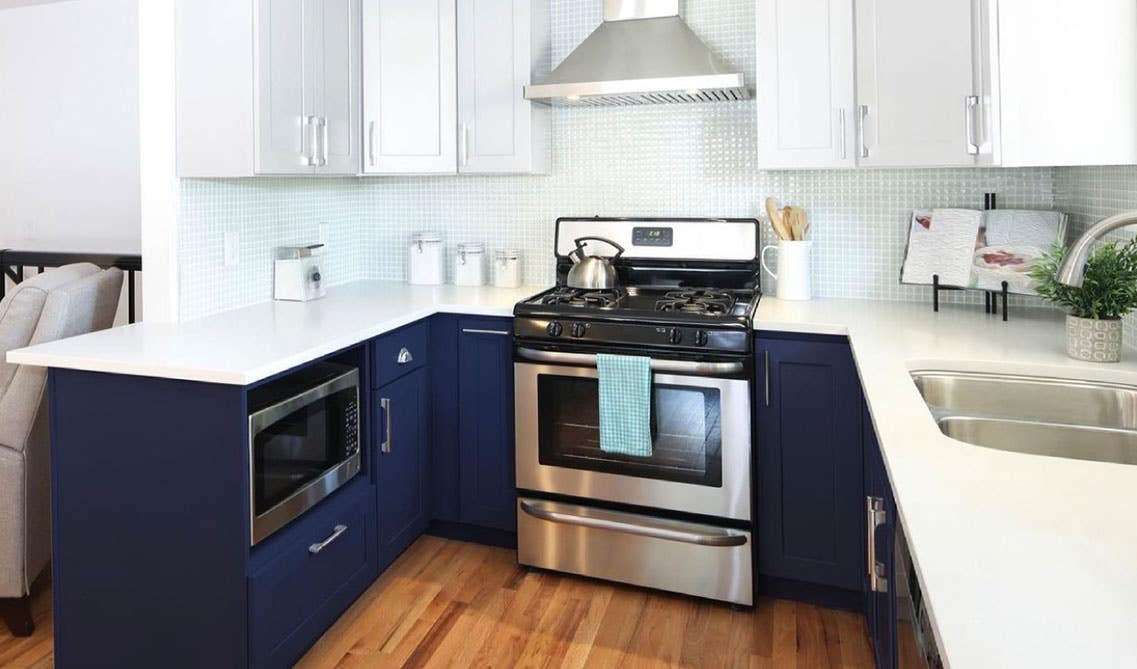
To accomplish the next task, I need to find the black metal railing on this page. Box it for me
[0,250,143,323]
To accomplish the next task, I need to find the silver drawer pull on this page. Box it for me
[462,328,511,336]
[519,500,747,548]
[308,524,348,555]
[397,347,414,365]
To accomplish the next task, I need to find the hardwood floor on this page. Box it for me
[0,536,875,668]
[298,536,875,669]
[0,581,52,669]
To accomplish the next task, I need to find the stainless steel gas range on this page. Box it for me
[512,217,760,606]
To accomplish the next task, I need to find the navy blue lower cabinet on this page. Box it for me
[248,478,377,669]
[864,406,897,669]
[755,335,865,602]
[375,366,432,570]
[456,318,517,533]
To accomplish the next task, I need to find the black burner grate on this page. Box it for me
[540,287,624,309]
[654,290,737,316]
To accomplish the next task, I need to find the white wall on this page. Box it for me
[0,0,141,254]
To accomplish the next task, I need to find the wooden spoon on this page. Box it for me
[790,208,808,241]
[765,197,792,241]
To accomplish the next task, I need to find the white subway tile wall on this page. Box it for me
[1055,166,1137,348]
[178,0,1056,321]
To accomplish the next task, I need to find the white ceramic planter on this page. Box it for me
[1066,314,1123,363]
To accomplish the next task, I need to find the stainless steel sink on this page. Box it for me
[911,371,1137,465]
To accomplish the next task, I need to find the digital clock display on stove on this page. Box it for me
[632,227,674,247]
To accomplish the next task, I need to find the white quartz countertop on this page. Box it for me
[6,281,538,385]
[756,298,1137,669]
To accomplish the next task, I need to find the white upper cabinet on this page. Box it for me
[758,0,1137,170]
[854,0,979,168]
[316,0,364,174]
[362,0,457,174]
[177,0,361,177]
[989,0,1137,167]
[457,0,549,175]
[756,0,855,170]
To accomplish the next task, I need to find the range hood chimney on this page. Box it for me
[524,0,749,106]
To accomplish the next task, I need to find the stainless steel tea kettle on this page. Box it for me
[567,237,625,290]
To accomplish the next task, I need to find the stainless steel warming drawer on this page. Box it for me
[517,498,753,606]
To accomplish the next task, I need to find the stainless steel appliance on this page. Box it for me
[523,0,749,106]
[248,362,361,545]
[513,217,760,605]
[895,521,944,668]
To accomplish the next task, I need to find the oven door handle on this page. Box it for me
[515,347,745,376]
[519,500,748,547]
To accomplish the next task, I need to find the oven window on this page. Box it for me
[537,375,723,487]
[252,386,356,516]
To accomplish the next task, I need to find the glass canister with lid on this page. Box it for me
[408,232,445,285]
[453,242,486,286]
[493,249,522,288]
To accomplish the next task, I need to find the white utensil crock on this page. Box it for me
[761,241,813,301]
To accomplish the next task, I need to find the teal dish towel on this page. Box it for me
[596,353,654,458]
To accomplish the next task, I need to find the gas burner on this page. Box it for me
[540,287,624,309]
[655,290,736,316]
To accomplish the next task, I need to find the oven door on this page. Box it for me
[249,370,361,545]
[514,350,751,522]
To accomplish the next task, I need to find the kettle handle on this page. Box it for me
[573,237,626,260]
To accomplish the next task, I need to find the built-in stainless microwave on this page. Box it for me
[248,362,361,545]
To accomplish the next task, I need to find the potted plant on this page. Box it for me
[1030,238,1137,362]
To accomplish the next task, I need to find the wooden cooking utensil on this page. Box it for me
[765,197,791,241]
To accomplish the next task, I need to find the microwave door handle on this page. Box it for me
[515,347,744,376]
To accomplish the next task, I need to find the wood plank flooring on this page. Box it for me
[298,536,875,669]
[0,536,875,668]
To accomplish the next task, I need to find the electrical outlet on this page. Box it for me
[224,232,239,267]
[318,222,330,246]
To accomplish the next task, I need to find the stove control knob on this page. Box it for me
[668,328,683,345]
[694,330,709,347]
[571,322,587,338]
[546,321,563,337]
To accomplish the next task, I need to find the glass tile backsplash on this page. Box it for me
[178,0,1060,321]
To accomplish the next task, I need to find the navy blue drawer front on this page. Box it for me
[373,320,430,387]
[248,484,378,668]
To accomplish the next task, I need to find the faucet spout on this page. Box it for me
[1055,211,1137,287]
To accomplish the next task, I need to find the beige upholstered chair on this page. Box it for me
[0,264,124,636]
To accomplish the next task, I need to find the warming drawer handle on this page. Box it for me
[516,347,745,376]
[308,524,348,555]
[519,500,748,548]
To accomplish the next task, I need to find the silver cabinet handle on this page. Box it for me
[858,105,870,159]
[462,328,510,336]
[380,397,392,453]
[396,347,414,364]
[763,350,771,407]
[309,524,348,555]
[305,115,319,166]
[965,95,980,155]
[320,116,329,166]
[368,120,376,167]
[516,347,744,377]
[519,500,748,547]
[459,123,470,167]
[866,496,889,593]
[838,108,848,161]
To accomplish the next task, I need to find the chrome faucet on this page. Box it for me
[1056,211,1137,287]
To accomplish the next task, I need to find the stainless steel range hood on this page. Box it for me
[523,0,748,106]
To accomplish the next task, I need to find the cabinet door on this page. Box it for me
[864,406,896,669]
[457,319,516,532]
[457,0,548,174]
[376,367,431,569]
[256,0,316,174]
[756,0,856,170]
[855,0,978,167]
[362,0,457,174]
[312,0,362,174]
[756,336,864,591]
